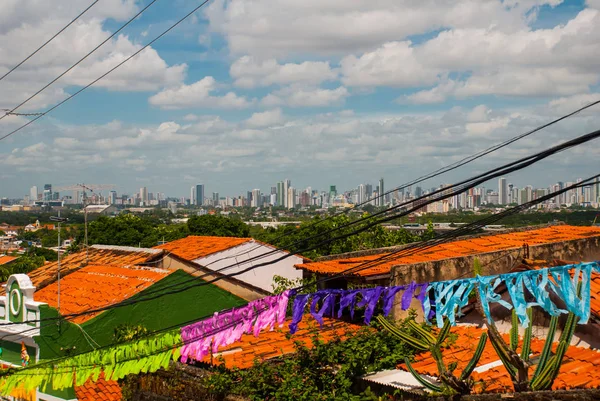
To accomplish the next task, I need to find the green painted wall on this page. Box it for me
[35,269,245,360]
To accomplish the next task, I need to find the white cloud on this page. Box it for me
[262,86,349,108]
[245,108,284,128]
[204,0,536,57]
[341,42,440,88]
[0,1,186,111]
[148,77,253,110]
[230,56,338,88]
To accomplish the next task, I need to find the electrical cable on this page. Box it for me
[1,128,598,329]
[204,99,600,268]
[0,0,160,123]
[0,0,214,142]
[0,0,100,83]
[2,179,596,379]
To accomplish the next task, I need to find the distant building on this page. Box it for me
[195,184,205,206]
[498,177,507,205]
[84,204,117,215]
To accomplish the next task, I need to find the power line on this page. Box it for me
[3,177,597,380]
[0,0,161,125]
[2,127,598,328]
[0,0,100,83]
[204,99,600,269]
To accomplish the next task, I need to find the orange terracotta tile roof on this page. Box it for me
[35,264,172,324]
[155,236,253,261]
[402,325,600,392]
[296,225,600,277]
[0,255,17,265]
[75,374,121,401]
[0,246,164,295]
[200,316,360,369]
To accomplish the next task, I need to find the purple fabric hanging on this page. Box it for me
[356,287,384,324]
[289,293,311,334]
[309,290,339,325]
[382,286,406,316]
[337,290,360,319]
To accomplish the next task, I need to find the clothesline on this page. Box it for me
[178,261,599,364]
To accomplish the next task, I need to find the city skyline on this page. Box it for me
[1,1,600,200]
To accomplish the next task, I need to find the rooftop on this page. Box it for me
[155,235,253,261]
[75,374,121,401]
[34,264,172,324]
[3,246,165,295]
[0,255,17,265]
[295,225,600,277]
[200,316,360,369]
[403,324,600,392]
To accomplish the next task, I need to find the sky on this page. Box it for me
[1,0,600,199]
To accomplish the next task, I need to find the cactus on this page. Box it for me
[376,315,487,395]
[486,307,579,392]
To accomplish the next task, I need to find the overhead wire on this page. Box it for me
[2,127,599,328]
[203,98,600,268]
[0,0,160,123]
[0,0,100,83]
[2,176,597,379]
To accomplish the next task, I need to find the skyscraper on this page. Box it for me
[357,184,366,205]
[212,192,219,206]
[251,189,261,207]
[276,181,284,207]
[498,177,507,205]
[43,184,52,201]
[29,186,38,204]
[195,184,205,206]
[190,186,195,205]
[109,191,117,205]
[283,179,291,208]
[140,187,148,206]
[287,186,295,209]
[378,178,385,206]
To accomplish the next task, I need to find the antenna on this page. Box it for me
[50,212,68,315]
[54,183,115,264]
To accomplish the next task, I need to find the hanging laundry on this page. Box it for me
[289,283,429,333]
[180,290,291,363]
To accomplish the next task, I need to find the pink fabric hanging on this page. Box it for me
[180,290,291,363]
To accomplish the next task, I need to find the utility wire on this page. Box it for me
[2,128,598,328]
[204,99,600,268]
[2,177,596,379]
[0,0,100,83]
[0,0,161,126]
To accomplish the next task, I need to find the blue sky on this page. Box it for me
[1,0,599,199]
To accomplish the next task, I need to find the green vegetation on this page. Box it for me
[0,255,45,282]
[251,215,425,260]
[201,317,422,401]
[377,316,487,395]
[187,214,250,237]
[486,308,578,392]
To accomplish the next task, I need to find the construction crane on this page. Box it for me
[54,183,115,263]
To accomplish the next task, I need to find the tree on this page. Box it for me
[187,215,250,237]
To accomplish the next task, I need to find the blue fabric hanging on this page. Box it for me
[430,279,476,328]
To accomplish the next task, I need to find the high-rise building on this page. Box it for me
[276,181,284,206]
[140,187,148,206]
[212,192,219,206]
[287,186,295,209]
[43,184,52,201]
[283,179,291,208]
[251,189,261,207]
[29,186,38,204]
[195,184,205,206]
[109,191,117,205]
[378,178,385,206]
[498,178,507,205]
[190,186,195,205]
[357,184,366,205]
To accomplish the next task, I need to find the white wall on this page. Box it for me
[194,241,303,293]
